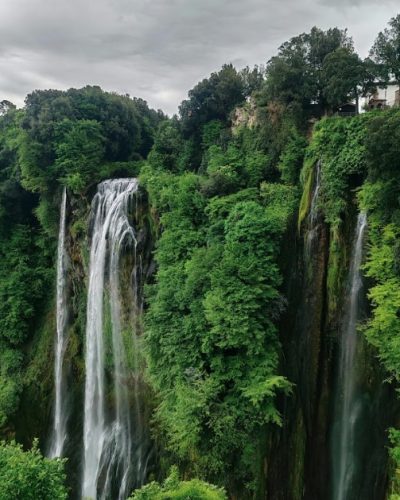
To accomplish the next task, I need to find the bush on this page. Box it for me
[130,467,227,500]
[0,440,67,499]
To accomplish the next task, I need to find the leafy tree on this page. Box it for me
[20,86,161,193]
[239,65,265,95]
[0,440,67,499]
[370,14,400,84]
[147,119,184,172]
[0,109,37,230]
[54,119,105,192]
[264,27,355,113]
[321,47,369,109]
[179,64,246,137]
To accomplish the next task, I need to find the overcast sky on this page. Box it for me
[0,0,398,115]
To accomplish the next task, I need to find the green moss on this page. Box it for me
[70,218,87,240]
[16,302,56,443]
[326,227,347,319]
[24,305,56,401]
[298,158,315,231]
[144,210,159,243]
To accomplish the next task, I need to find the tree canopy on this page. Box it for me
[263,26,374,114]
[370,14,400,84]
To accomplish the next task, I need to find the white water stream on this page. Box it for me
[333,212,367,500]
[82,179,139,500]
[49,187,69,459]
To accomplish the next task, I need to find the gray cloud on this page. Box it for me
[0,0,398,114]
[317,0,395,5]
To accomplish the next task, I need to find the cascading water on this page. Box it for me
[332,212,367,500]
[305,160,321,256]
[82,178,143,500]
[49,187,69,458]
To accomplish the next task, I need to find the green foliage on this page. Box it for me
[260,182,299,228]
[148,120,184,172]
[200,123,279,197]
[359,221,400,380]
[203,144,243,194]
[361,110,400,225]
[201,120,225,150]
[277,128,307,184]
[140,56,305,492]
[352,108,400,492]
[388,429,400,499]
[0,348,22,428]
[179,64,246,138]
[297,157,315,230]
[358,111,400,379]
[143,156,295,491]
[0,110,36,231]
[0,440,67,499]
[263,26,355,113]
[55,119,105,192]
[321,47,371,108]
[326,228,347,318]
[0,225,53,427]
[130,466,227,500]
[0,88,158,433]
[19,86,162,194]
[370,14,400,84]
[254,101,307,176]
[300,115,369,227]
[0,226,53,346]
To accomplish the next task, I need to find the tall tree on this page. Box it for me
[370,14,400,85]
[264,27,354,113]
[179,64,246,137]
[321,48,374,110]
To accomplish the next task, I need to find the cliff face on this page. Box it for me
[265,168,397,500]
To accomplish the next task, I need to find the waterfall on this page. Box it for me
[309,160,321,228]
[332,212,367,500]
[82,178,141,500]
[49,187,69,458]
[305,160,321,256]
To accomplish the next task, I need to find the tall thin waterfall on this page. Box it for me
[49,187,69,458]
[82,179,140,500]
[305,160,321,256]
[309,160,321,228]
[332,212,367,500]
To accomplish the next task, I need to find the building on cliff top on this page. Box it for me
[360,82,400,111]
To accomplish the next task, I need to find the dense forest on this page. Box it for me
[0,13,400,500]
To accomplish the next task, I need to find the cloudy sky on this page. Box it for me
[0,0,398,115]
